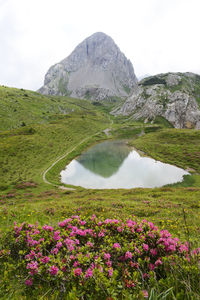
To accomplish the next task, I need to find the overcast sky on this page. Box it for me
[0,0,200,90]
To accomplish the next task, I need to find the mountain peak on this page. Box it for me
[87,31,110,38]
[38,33,137,100]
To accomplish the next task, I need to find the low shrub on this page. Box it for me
[16,181,38,189]
[0,216,199,299]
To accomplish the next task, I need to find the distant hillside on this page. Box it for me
[38,32,137,100]
[113,72,200,129]
[0,85,103,131]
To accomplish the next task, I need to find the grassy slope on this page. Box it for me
[0,85,112,187]
[0,86,200,298]
[0,87,199,236]
[0,112,110,187]
[0,85,100,131]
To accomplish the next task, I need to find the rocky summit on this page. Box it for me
[113,72,200,129]
[38,32,137,100]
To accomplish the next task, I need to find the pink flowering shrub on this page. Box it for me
[0,215,199,299]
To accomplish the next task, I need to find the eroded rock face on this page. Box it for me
[38,32,137,100]
[113,73,200,129]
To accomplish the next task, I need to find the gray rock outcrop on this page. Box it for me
[113,73,200,129]
[38,32,137,100]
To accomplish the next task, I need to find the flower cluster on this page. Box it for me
[2,215,199,297]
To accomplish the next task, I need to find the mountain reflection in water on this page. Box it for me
[60,140,189,189]
[77,140,131,178]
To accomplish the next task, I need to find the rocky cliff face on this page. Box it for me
[113,73,200,129]
[38,32,137,100]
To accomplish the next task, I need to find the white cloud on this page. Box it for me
[0,0,200,90]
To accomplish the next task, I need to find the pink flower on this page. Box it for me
[29,250,36,259]
[143,243,149,251]
[74,268,82,276]
[142,290,148,298]
[58,218,72,227]
[160,230,171,238]
[191,247,200,256]
[51,248,59,255]
[98,231,105,238]
[99,265,103,273]
[56,242,62,249]
[68,245,74,251]
[136,226,143,233]
[150,248,157,256]
[113,219,120,224]
[127,219,137,227]
[42,225,54,231]
[73,261,80,267]
[113,243,121,249]
[53,230,61,241]
[71,215,80,220]
[106,260,112,267]
[27,238,39,247]
[86,241,93,247]
[26,261,38,275]
[155,258,162,266]
[130,262,139,269]
[125,251,132,259]
[139,235,146,240]
[148,232,155,238]
[90,263,95,270]
[80,220,86,225]
[179,244,189,253]
[104,253,111,260]
[85,268,93,278]
[108,268,113,277]
[126,281,135,288]
[33,229,40,235]
[91,214,96,220]
[15,222,25,235]
[64,238,75,246]
[135,247,141,254]
[117,227,123,232]
[149,263,155,270]
[64,238,75,251]
[41,256,50,264]
[25,278,33,286]
[169,244,176,252]
[49,265,59,275]
[186,255,190,262]
[147,221,153,228]
[37,252,42,258]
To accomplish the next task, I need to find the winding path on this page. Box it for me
[42,117,113,189]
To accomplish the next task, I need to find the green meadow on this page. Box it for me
[0,86,200,299]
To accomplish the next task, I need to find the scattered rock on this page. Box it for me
[113,73,200,129]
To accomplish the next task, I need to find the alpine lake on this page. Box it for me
[60,140,189,189]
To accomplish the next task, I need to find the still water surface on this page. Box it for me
[60,140,189,189]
